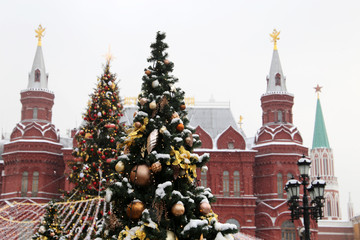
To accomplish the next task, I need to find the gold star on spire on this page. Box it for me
[35,24,45,46]
[104,45,115,63]
[270,29,280,50]
[314,84,322,99]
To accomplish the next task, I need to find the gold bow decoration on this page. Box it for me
[123,117,149,147]
[118,225,151,240]
[200,211,218,223]
[170,146,198,182]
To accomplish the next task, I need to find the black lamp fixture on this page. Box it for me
[285,154,326,240]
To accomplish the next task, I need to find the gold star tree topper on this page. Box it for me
[270,29,280,50]
[314,84,323,99]
[35,25,45,46]
[104,45,115,63]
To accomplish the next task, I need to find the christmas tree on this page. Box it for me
[32,201,62,239]
[68,57,126,200]
[104,32,238,240]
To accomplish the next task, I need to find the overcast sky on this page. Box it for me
[1,0,359,219]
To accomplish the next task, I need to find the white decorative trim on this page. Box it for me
[255,152,303,158]
[2,150,63,156]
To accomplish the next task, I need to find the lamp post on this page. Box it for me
[285,155,326,240]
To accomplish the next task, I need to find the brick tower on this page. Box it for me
[1,25,64,202]
[310,86,341,220]
[253,30,310,239]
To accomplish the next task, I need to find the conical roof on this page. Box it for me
[266,49,287,93]
[27,45,48,89]
[312,98,330,148]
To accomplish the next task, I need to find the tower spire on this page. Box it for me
[27,25,48,89]
[266,29,287,93]
[312,85,330,148]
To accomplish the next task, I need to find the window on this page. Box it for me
[324,157,328,175]
[281,221,296,240]
[201,171,207,188]
[228,142,234,149]
[278,110,283,122]
[315,157,320,176]
[223,171,229,197]
[33,107,38,119]
[234,171,240,197]
[275,73,281,86]
[277,173,283,198]
[287,173,293,180]
[327,200,332,216]
[35,69,41,82]
[32,171,39,197]
[21,171,28,197]
[226,219,240,229]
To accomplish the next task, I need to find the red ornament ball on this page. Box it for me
[176,123,184,132]
[180,104,186,111]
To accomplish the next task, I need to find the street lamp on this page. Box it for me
[285,155,326,240]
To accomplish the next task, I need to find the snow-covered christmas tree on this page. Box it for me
[104,32,238,240]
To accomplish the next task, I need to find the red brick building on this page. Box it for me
[0,36,71,203]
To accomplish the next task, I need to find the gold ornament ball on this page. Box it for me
[171,203,185,216]
[199,202,211,215]
[134,121,142,128]
[152,80,160,88]
[140,98,148,106]
[164,59,170,65]
[151,161,162,173]
[171,112,179,119]
[145,70,151,76]
[149,101,157,110]
[185,136,193,147]
[50,232,55,237]
[115,161,125,173]
[130,164,151,186]
[166,230,177,240]
[126,201,145,220]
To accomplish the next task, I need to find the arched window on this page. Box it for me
[278,111,283,122]
[277,173,283,198]
[33,107,38,119]
[281,220,296,240]
[327,200,332,216]
[32,171,39,197]
[275,73,281,86]
[201,171,207,188]
[21,171,28,197]
[35,69,41,82]
[315,157,320,176]
[228,142,234,149]
[287,173,293,180]
[323,157,328,175]
[223,171,229,197]
[234,171,240,197]
[226,219,240,229]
